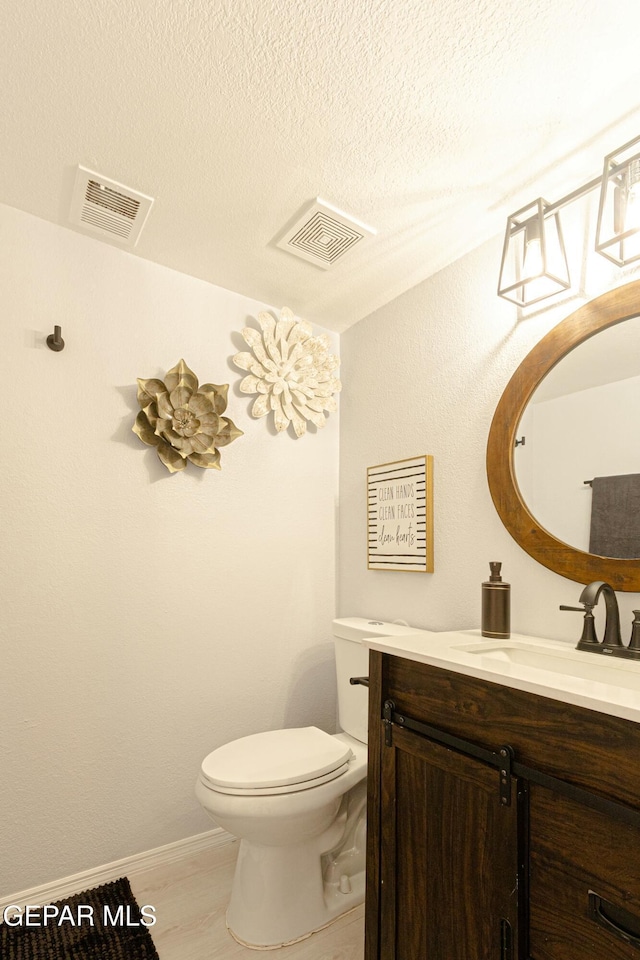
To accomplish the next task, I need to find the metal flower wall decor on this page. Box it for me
[132,359,243,473]
[233,307,341,437]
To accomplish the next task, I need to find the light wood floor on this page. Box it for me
[130,839,364,960]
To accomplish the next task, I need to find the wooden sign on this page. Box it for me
[367,455,433,572]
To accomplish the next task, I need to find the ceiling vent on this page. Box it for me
[69,166,154,247]
[276,198,376,269]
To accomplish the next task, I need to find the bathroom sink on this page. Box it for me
[362,628,640,724]
[451,640,640,693]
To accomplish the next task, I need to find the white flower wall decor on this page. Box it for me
[233,307,341,437]
[132,359,243,473]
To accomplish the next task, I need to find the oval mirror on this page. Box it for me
[487,279,640,590]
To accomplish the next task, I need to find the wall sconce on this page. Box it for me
[497,198,570,307]
[498,133,640,306]
[596,134,640,266]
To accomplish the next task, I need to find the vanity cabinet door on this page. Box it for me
[378,723,522,960]
[529,783,640,959]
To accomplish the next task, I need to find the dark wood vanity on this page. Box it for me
[364,649,640,960]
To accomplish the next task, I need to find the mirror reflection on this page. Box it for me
[514,316,640,559]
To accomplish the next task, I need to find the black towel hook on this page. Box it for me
[46,325,65,352]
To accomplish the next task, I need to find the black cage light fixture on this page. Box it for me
[498,132,640,306]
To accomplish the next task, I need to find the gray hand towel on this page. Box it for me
[589,473,640,559]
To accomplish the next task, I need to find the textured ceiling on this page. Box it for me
[3,0,640,331]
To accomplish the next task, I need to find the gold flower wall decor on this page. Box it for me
[132,359,243,473]
[233,307,341,437]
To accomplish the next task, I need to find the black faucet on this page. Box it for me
[579,581,623,653]
[560,580,625,656]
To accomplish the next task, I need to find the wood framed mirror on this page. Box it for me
[487,279,640,591]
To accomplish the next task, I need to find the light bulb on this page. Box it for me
[614,159,640,235]
[626,184,640,232]
[523,236,543,278]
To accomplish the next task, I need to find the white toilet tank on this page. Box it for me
[332,618,423,745]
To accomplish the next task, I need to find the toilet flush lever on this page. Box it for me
[349,676,369,687]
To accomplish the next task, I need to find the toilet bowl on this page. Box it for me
[196,729,367,947]
[196,617,421,948]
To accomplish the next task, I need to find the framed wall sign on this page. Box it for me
[367,455,434,572]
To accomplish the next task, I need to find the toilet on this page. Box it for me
[195,617,421,948]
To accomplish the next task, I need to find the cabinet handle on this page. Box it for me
[589,891,640,947]
[349,676,369,687]
[500,918,512,960]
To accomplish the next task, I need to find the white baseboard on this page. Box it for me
[0,827,235,914]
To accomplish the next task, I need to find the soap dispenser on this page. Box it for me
[482,562,511,639]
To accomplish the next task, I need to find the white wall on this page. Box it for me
[338,234,640,640]
[518,375,640,551]
[4,190,640,898]
[0,204,340,895]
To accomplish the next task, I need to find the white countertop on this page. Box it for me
[364,628,640,725]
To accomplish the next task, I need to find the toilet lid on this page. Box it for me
[200,726,353,791]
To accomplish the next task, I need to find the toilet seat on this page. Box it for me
[200,726,353,796]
